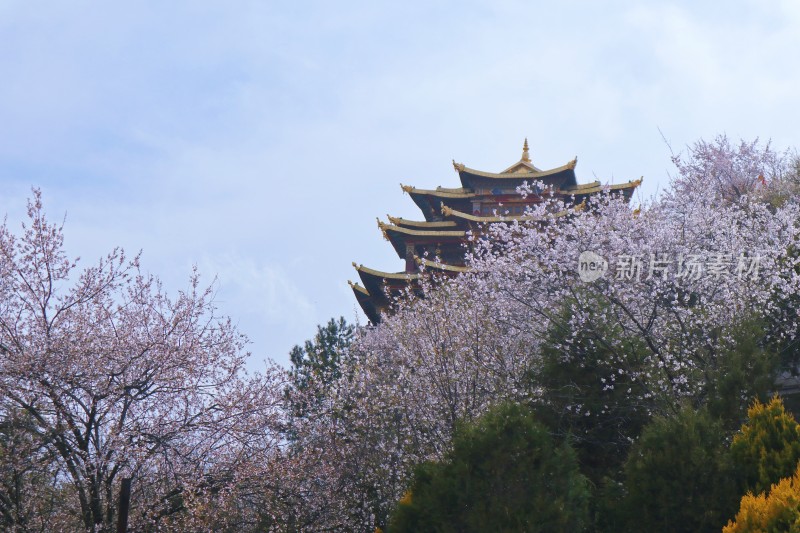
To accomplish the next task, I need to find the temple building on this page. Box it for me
[350,140,641,323]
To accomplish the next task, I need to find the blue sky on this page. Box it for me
[2,0,799,368]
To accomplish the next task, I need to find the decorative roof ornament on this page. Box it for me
[521,138,531,162]
[498,139,542,174]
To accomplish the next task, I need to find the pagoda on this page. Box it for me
[350,140,641,323]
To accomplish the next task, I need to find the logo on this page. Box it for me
[578,251,608,282]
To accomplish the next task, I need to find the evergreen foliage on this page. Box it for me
[388,402,590,533]
[535,301,653,482]
[287,317,355,417]
[703,319,778,429]
[289,317,355,390]
[620,406,738,533]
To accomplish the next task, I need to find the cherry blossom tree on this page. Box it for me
[0,191,286,532]
[0,408,63,530]
[282,137,800,530]
[667,135,794,203]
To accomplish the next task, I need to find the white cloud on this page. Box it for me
[3,0,800,368]
[195,254,318,366]
[200,253,314,322]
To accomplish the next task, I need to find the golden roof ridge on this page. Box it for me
[353,263,421,281]
[456,160,578,180]
[563,180,602,191]
[441,205,580,223]
[563,177,643,195]
[387,215,458,228]
[380,222,466,238]
[415,256,471,273]
[402,186,477,199]
[348,280,370,296]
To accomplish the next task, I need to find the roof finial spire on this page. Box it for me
[521,138,531,162]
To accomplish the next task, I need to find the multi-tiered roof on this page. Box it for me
[350,140,641,323]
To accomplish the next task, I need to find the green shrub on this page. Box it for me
[388,402,590,533]
[621,406,738,533]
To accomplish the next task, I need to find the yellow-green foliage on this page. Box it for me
[724,464,800,532]
[731,396,800,494]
